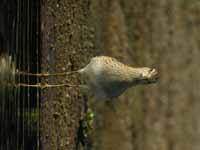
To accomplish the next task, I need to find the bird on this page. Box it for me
[77,56,158,99]
[17,56,158,99]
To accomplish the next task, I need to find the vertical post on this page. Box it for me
[40,0,94,149]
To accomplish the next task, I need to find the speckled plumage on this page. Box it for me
[78,56,158,99]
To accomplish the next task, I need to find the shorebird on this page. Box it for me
[18,56,158,99]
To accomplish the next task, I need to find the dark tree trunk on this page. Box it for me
[40,0,95,150]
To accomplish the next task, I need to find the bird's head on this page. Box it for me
[135,67,159,84]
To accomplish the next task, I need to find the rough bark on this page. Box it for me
[40,0,94,150]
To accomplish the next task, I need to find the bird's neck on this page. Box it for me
[116,69,140,89]
[125,67,143,80]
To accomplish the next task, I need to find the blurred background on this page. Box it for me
[0,0,200,150]
[0,0,40,150]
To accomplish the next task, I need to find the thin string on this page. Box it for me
[27,0,30,139]
[22,0,26,148]
[16,0,20,149]
[35,0,40,148]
